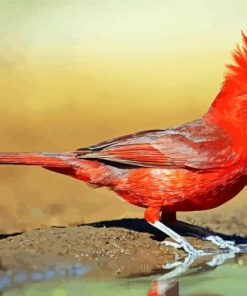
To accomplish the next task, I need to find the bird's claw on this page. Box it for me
[162,239,206,256]
[162,240,182,249]
[205,235,241,253]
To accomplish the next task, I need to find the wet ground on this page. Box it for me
[0,219,222,279]
[0,210,247,294]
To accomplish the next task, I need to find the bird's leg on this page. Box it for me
[152,220,206,255]
[144,207,205,255]
[165,217,241,253]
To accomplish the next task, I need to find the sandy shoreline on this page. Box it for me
[1,210,247,279]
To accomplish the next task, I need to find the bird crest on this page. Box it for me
[218,31,247,99]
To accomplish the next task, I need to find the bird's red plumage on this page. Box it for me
[213,31,247,106]
[1,33,247,225]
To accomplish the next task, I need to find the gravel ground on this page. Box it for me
[1,209,247,279]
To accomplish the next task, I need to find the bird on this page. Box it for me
[0,32,247,255]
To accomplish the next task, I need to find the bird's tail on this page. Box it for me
[0,151,111,185]
[0,152,76,167]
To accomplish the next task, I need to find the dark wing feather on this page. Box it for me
[77,119,237,170]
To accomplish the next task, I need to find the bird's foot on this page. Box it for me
[162,240,181,249]
[162,239,206,256]
[204,235,240,253]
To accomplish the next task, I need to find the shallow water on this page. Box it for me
[1,252,247,296]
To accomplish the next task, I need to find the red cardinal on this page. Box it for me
[1,33,247,254]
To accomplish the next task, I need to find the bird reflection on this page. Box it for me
[147,250,243,296]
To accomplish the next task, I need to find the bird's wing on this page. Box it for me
[77,119,237,170]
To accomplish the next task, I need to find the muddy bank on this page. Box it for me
[1,212,247,279]
[0,222,179,279]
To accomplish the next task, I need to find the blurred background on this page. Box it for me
[0,0,247,233]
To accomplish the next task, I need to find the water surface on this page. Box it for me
[2,252,247,296]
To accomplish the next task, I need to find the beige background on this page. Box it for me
[0,0,247,233]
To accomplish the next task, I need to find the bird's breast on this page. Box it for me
[111,163,247,211]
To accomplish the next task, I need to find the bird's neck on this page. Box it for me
[205,94,247,158]
[206,93,247,128]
